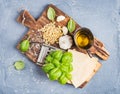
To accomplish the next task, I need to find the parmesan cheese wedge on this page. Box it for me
[68,50,102,88]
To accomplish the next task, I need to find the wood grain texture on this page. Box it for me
[17,10,37,30]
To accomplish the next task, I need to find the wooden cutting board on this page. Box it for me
[16,4,106,88]
[17,4,109,63]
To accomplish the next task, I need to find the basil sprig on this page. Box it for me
[42,50,73,85]
[67,18,76,33]
[47,7,56,21]
[20,39,30,52]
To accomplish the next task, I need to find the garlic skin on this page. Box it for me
[62,26,68,35]
[59,35,73,50]
[56,15,65,22]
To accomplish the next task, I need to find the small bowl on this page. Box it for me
[74,27,94,50]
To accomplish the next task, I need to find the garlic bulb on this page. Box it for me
[59,35,73,50]
[62,26,68,35]
[56,15,65,22]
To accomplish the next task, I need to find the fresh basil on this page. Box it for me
[49,68,62,80]
[66,73,72,80]
[14,61,25,70]
[60,64,69,73]
[42,63,55,73]
[42,50,73,85]
[67,18,76,33]
[47,7,56,21]
[20,39,30,52]
[58,73,68,85]
[45,55,53,63]
[51,59,60,67]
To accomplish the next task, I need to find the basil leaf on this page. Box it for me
[20,40,30,52]
[66,73,72,80]
[14,61,25,70]
[42,63,55,73]
[58,73,68,85]
[63,52,72,57]
[45,55,53,63]
[49,68,62,80]
[69,63,73,72]
[51,59,60,67]
[67,18,76,32]
[51,50,63,61]
[61,54,73,64]
[60,64,69,73]
[47,7,56,21]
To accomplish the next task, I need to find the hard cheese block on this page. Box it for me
[68,50,102,88]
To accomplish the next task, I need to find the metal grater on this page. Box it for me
[36,44,60,66]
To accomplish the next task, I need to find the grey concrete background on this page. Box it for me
[0,0,120,94]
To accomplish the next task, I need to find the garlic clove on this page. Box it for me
[62,26,68,35]
[56,15,65,22]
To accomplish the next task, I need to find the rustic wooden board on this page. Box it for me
[16,4,104,88]
[17,4,109,62]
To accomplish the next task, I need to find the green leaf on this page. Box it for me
[47,7,56,21]
[58,73,68,85]
[67,18,76,32]
[14,61,25,70]
[68,63,73,72]
[49,68,62,80]
[60,64,69,73]
[66,73,72,80]
[20,40,30,52]
[45,55,53,63]
[51,50,63,61]
[51,59,60,67]
[60,63,73,73]
[61,54,73,64]
[42,63,55,73]
[63,52,72,57]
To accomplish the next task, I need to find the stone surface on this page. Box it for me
[0,0,120,94]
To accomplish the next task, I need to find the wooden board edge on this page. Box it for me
[17,10,37,30]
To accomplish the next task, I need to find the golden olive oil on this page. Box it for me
[74,28,94,50]
[76,33,90,48]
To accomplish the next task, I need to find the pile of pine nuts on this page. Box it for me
[40,22,63,44]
